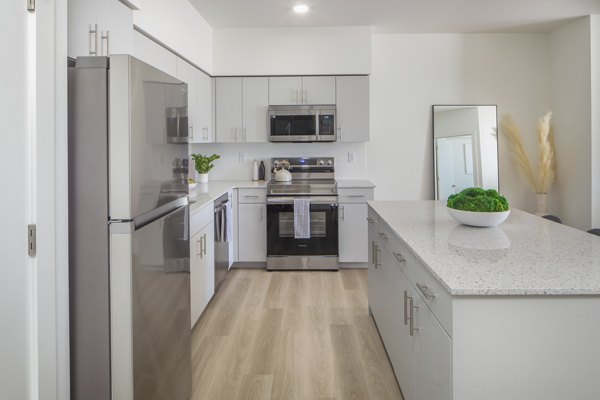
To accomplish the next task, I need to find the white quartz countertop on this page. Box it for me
[188,180,267,212]
[368,200,600,296]
[336,179,376,189]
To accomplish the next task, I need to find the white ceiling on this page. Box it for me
[189,0,600,32]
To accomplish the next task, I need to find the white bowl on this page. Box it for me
[447,207,510,227]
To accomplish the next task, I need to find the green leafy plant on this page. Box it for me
[191,153,220,174]
[447,188,510,212]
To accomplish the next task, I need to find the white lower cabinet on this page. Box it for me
[237,203,267,262]
[190,212,215,328]
[370,221,451,400]
[339,203,368,262]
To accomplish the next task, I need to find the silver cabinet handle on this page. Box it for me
[379,232,388,240]
[393,252,406,264]
[188,124,194,140]
[243,127,247,142]
[244,195,261,198]
[337,126,342,140]
[404,290,409,325]
[101,30,110,56]
[409,296,418,336]
[367,217,374,224]
[260,206,263,221]
[340,205,345,221]
[89,24,98,56]
[294,89,299,104]
[196,239,202,257]
[375,244,381,268]
[303,89,308,104]
[348,195,364,198]
[371,241,375,266]
[202,234,207,256]
[204,126,209,141]
[416,282,436,300]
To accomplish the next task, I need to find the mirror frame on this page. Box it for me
[432,104,499,200]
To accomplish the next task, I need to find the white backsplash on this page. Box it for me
[189,142,367,181]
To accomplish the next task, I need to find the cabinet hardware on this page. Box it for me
[367,217,374,224]
[89,24,98,56]
[202,234,207,256]
[244,195,260,198]
[340,206,345,221]
[403,290,409,325]
[243,127,247,142]
[294,89,299,104]
[28,224,36,257]
[375,244,381,268]
[337,126,342,140]
[27,0,35,12]
[188,124,194,140]
[347,195,364,198]
[303,89,308,104]
[393,252,406,263]
[379,232,388,240]
[416,282,436,300]
[260,207,263,221]
[101,30,110,56]
[197,239,202,257]
[371,241,376,266]
[409,296,418,336]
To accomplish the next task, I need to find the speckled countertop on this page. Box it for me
[189,180,268,212]
[368,200,600,296]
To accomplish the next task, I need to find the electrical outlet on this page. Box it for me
[348,152,356,163]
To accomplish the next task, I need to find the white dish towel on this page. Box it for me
[294,197,311,239]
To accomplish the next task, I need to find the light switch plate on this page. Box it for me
[348,152,356,163]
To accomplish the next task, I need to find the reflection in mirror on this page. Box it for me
[433,105,498,201]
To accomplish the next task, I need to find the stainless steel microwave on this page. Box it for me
[268,105,337,142]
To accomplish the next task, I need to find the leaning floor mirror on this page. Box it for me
[433,105,499,200]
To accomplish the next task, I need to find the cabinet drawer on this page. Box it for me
[238,188,267,204]
[367,206,379,233]
[338,188,374,203]
[190,203,214,237]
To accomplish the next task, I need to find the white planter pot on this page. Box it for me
[198,173,209,183]
[447,207,511,227]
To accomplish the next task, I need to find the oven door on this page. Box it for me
[266,197,339,256]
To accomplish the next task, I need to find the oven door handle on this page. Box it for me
[267,196,338,205]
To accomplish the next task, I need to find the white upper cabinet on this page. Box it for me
[336,76,370,142]
[68,0,133,58]
[303,76,336,104]
[242,77,269,142]
[268,76,335,105]
[268,77,303,105]
[197,72,215,143]
[216,77,243,142]
[175,59,198,143]
[216,77,269,142]
[131,31,177,77]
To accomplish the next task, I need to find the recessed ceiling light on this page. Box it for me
[293,4,309,14]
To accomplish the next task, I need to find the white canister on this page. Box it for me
[252,160,259,181]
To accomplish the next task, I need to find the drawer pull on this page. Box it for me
[393,252,406,263]
[416,282,436,300]
[403,290,409,325]
[409,296,418,336]
[367,217,374,224]
[379,232,388,240]
[347,195,365,198]
[243,195,261,198]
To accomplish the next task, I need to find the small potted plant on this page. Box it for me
[191,153,220,183]
[447,187,510,227]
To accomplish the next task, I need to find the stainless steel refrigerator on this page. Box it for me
[68,55,191,400]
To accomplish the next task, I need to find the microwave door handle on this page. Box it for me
[315,111,320,141]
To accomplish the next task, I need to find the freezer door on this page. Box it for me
[110,205,191,400]
[109,55,190,220]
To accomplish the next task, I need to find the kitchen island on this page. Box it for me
[367,201,600,400]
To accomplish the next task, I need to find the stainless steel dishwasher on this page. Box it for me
[214,193,230,290]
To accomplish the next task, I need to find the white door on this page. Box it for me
[242,77,269,142]
[268,76,302,105]
[302,76,336,104]
[215,77,243,142]
[436,135,475,200]
[336,76,370,142]
[238,204,267,262]
[0,2,32,398]
[339,203,368,262]
[175,59,198,142]
[197,72,214,142]
[96,0,132,56]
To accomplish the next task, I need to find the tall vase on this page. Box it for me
[535,193,548,216]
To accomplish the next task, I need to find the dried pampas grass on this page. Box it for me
[500,112,556,193]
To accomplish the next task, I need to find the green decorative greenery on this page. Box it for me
[191,153,220,174]
[447,188,510,212]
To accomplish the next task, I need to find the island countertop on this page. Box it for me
[368,200,600,296]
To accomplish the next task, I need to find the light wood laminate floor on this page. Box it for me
[191,268,404,400]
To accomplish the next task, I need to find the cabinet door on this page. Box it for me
[242,77,269,142]
[414,295,452,400]
[190,224,215,328]
[68,0,97,58]
[339,203,368,262]
[238,204,267,262]
[197,72,214,143]
[175,59,198,142]
[336,76,370,142]
[302,76,336,104]
[131,31,177,77]
[215,77,243,142]
[96,0,133,56]
[269,77,302,105]
[368,227,383,319]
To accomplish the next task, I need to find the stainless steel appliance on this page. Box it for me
[266,157,339,270]
[68,55,191,400]
[268,105,337,142]
[214,192,230,289]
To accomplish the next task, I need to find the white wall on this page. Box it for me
[369,33,551,214]
[591,15,600,229]
[133,0,213,73]
[550,18,592,230]
[213,27,371,76]
[189,142,367,181]
[478,106,499,190]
